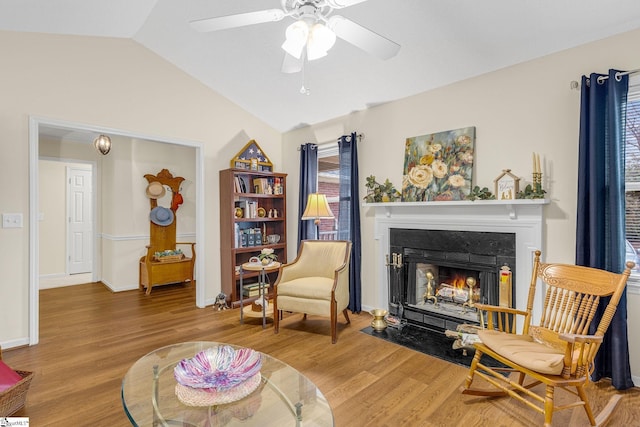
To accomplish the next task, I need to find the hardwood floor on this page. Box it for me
[3,282,639,426]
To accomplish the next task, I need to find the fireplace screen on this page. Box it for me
[410,263,482,323]
[416,263,480,305]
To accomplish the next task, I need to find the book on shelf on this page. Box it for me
[252,178,266,194]
[243,288,267,297]
[235,176,248,193]
[243,282,270,297]
[240,200,257,218]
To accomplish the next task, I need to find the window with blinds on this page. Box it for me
[317,144,340,240]
[625,74,640,275]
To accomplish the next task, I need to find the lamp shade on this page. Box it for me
[301,193,334,225]
[306,23,336,61]
[282,20,309,59]
[282,20,337,62]
[93,134,112,155]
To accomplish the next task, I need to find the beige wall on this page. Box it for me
[282,28,640,383]
[0,30,280,347]
[38,159,91,277]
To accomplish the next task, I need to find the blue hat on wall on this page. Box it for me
[150,206,174,226]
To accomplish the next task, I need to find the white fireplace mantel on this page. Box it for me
[364,199,550,324]
[363,198,549,220]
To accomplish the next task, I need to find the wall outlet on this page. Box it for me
[2,213,23,228]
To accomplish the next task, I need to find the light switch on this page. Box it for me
[2,213,23,228]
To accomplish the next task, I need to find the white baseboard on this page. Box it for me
[0,337,30,351]
[39,272,93,289]
[99,279,138,293]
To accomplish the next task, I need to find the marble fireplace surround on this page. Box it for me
[367,199,549,324]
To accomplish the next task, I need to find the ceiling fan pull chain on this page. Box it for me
[300,61,311,95]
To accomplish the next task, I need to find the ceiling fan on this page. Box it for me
[190,0,400,73]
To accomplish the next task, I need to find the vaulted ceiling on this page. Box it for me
[3,0,640,132]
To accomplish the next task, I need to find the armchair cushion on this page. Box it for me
[478,329,565,375]
[276,277,334,300]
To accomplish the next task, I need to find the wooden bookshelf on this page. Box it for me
[219,168,287,307]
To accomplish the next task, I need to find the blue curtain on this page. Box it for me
[298,143,318,249]
[338,133,362,313]
[576,69,634,390]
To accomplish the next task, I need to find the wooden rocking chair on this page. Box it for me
[461,250,634,426]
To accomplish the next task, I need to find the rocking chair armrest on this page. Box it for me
[558,333,604,345]
[558,333,604,378]
[474,303,528,317]
[475,303,529,333]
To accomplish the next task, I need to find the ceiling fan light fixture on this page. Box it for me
[282,20,309,59]
[306,23,336,61]
[93,134,112,155]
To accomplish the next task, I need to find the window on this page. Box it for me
[317,144,339,240]
[625,75,640,283]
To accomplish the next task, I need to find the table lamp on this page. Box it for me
[301,193,334,239]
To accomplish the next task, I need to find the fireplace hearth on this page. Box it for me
[388,228,516,331]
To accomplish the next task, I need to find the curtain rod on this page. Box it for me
[338,133,364,143]
[570,68,640,90]
[296,133,364,150]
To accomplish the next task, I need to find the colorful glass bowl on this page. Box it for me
[174,345,262,390]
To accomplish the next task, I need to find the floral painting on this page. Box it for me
[402,127,475,201]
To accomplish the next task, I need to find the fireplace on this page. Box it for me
[368,200,547,327]
[388,228,515,331]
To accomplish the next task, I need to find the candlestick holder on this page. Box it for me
[532,172,543,194]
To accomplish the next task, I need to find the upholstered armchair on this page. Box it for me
[273,240,352,344]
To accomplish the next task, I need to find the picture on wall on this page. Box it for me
[402,126,475,202]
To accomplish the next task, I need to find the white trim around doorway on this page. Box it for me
[29,116,206,345]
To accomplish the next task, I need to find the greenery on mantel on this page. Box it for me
[363,175,401,203]
[516,184,547,199]
[363,175,546,203]
[466,186,495,201]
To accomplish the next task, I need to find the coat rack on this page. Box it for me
[139,169,195,295]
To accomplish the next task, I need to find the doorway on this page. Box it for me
[29,116,206,345]
[38,159,95,289]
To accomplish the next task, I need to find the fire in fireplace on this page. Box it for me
[388,228,516,331]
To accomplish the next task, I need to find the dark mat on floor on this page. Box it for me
[361,324,506,369]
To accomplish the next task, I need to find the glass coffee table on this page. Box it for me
[121,341,334,426]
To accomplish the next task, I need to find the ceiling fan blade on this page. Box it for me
[190,9,285,32]
[326,0,370,8]
[328,15,400,60]
[281,52,304,74]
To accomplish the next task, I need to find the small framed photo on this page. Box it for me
[494,169,520,200]
[250,158,258,170]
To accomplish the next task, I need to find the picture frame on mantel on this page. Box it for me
[494,169,520,200]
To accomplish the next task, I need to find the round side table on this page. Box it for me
[240,261,281,328]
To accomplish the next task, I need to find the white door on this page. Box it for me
[67,167,93,274]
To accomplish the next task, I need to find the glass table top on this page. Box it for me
[121,341,334,427]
